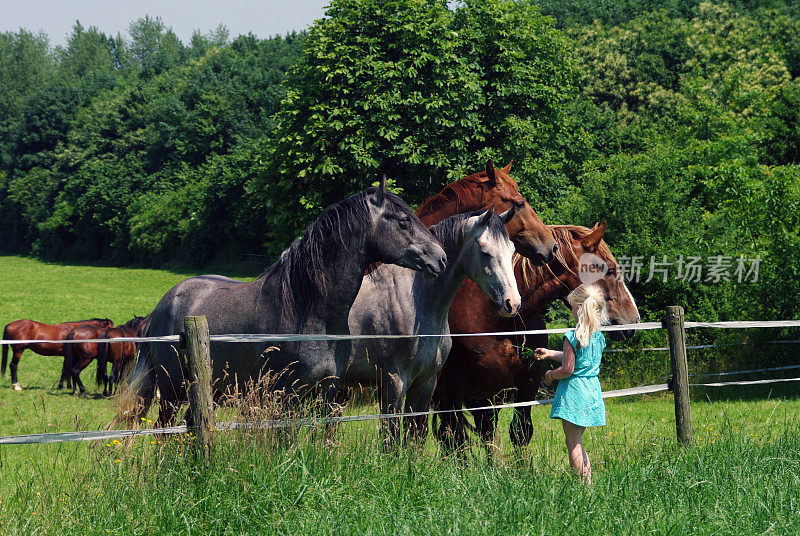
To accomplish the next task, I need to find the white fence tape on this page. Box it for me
[689,364,800,378]
[690,377,800,388]
[0,322,660,345]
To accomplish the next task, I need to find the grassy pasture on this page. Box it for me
[0,255,799,535]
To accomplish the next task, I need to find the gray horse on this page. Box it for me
[122,178,447,427]
[344,209,521,447]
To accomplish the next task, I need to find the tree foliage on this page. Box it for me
[0,2,799,376]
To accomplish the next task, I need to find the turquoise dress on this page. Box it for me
[550,329,606,427]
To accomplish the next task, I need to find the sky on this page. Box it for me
[1,0,330,46]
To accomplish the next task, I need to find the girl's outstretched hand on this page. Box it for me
[534,348,551,360]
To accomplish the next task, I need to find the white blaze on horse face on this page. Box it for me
[473,222,521,317]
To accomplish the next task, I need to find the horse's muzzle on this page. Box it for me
[397,244,447,279]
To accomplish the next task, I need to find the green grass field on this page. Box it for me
[0,255,799,535]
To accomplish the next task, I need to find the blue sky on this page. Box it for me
[1,0,330,46]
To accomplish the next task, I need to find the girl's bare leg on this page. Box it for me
[562,419,591,484]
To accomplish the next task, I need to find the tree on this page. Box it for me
[0,30,55,169]
[257,0,579,255]
[129,16,186,77]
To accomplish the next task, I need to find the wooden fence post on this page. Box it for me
[663,306,693,444]
[183,316,215,465]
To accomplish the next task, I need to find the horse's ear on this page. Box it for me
[502,160,513,173]
[480,207,495,226]
[372,174,387,206]
[485,159,498,187]
[499,204,517,224]
[581,220,606,251]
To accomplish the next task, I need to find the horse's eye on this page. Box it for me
[399,218,410,230]
[607,267,617,277]
[513,200,525,210]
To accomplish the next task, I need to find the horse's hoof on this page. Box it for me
[12,383,22,391]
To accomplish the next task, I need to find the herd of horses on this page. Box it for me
[2,316,144,396]
[1,160,640,453]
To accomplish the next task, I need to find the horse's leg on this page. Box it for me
[471,401,501,463]
[58,356,68,390]
[379,369,405,452]
[72,358,90,396]
[10,348,23,391]
[402,377,436,449]
[510,359,543,447]
[432,380,468,457]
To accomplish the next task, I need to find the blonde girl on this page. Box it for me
[535,284,609,484]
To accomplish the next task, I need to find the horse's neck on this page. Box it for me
[300,231,370,331]
[418,240,468,318]
[519,263,572,315]
[418,191,483,227]
[321,240,370,322]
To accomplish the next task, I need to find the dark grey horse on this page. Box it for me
[344,209,521,448]
[122,178,447,427]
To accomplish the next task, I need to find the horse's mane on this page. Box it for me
[515,225,615,289]
[367,210,508,285]
[263,188,417,330]
[428,210,509,255]
[417,169,519,218]
[123,316,144,329]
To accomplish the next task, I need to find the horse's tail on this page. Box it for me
[114,325,157,428]
[1,325,9,376]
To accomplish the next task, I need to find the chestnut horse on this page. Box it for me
[433,223,641,454]
[97,317,147,395]
[417,160,557,265]
[1,318,113,390]
[64,316,144,396]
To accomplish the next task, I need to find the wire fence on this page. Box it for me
[0,318,798,446]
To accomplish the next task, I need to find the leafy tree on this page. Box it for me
[259,0,579,254]
[129,16,186,77]
[0,30,55,169]
[453,0,588,207]
[57,21,118,78]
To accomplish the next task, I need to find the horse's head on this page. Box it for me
[459,208,521,317]
[367,175,447,279]
[553,223,640,340]
[124,316,145,332]
[480,160,557,265]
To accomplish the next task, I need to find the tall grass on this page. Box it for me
[1,395,799,535]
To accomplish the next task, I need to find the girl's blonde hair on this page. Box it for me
[567,284,609,348]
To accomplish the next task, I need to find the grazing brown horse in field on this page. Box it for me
[1,318,113,390]
[417,160,557,265]
[64,317,144,396]
[433,223,641,455]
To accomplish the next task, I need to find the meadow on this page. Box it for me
[0,255,799,535]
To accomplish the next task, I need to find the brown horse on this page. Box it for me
[433,223,641,454]
[1,318,113,390]
[97,317,147,395]
[64,316,145,396]
[417,160,557,264]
